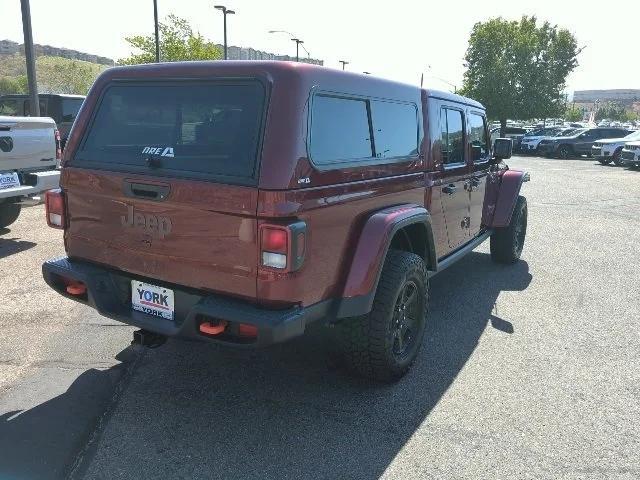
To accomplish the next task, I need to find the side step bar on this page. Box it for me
[429,229,493,278]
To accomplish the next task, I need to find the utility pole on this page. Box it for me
[20,0,39,116]
[339,60,349,70]
[153,0,160,62]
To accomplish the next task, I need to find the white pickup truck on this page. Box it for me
[0,115,61,228]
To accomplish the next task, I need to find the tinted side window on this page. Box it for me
[0,98,22,116]
[468,113,488,160]
[611,129,629,137]
[62,98,84,122]
[310,95,373,164]
[24,99,47,116]
[440,108,464,164]
[370,100,418,158]
[580,130,595,139]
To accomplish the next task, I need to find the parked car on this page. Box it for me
[490,126,529,151]
[519,127,564,154]
[537,127,632,159]
[592,130,640,166]
[620,141,640,168]
[0,94,85,149]
[41,61,528,381]
[0,115,61,227]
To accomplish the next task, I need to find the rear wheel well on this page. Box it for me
[389,223,433,270]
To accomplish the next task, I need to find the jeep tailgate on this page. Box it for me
[61,79,266,299]
[63,168,259,298]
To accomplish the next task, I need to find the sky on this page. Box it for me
[1,0,639,93]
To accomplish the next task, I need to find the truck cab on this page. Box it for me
[0,94,85,149]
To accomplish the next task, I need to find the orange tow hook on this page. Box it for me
[66,282,87,296]
[199,320,228,335]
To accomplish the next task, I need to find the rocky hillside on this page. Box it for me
[0,39,114,66]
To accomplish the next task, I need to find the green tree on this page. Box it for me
[595,102,634,122]
[565,104,583,122]
[461,16,580,135]
[0,75,28,96]
[36,56,105,95]
[119,14,222,64]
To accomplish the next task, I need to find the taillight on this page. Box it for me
[54,129,62,161]
[259,221,306,272]
[45,188,66,229]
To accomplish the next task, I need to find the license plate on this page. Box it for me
[131,281,174,320]
[0,172,20,190]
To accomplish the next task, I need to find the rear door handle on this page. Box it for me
[123,181,170,201]
[442,184,457,195]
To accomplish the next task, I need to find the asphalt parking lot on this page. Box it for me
[1,156,639,480]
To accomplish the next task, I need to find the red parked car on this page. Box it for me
[42,61,528,381]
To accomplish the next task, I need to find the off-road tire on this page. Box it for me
[490,195,527,264]
[339,250,429,382]
[612,148,623,166]
[0,201,21,228]
[558,145,572,159]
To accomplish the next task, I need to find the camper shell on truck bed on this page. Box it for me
[42,61,528,381]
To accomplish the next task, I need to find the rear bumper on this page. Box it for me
[42,256,331,347]
[0,170,60,200]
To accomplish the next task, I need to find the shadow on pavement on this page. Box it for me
[0,252,531,480]
[0,228,36,259]
[0,349,141,480]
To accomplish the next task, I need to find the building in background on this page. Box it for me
[217,44,323,65]
[573,89,640,105]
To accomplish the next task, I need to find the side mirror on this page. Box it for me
[493,138,512,161]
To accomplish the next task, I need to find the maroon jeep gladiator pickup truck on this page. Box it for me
[42,61,528,381]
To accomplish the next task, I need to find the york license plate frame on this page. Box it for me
[131,280,175,320]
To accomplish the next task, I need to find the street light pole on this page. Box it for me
[215,5,235,60]
[268,30,310,62]
[20,0,39,116]
[291,38,304,62]
[153,0,160,62]
[339,60,349,70]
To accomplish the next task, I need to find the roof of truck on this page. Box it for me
[100,60,484,109]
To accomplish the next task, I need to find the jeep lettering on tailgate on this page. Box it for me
[121,205,172,238]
